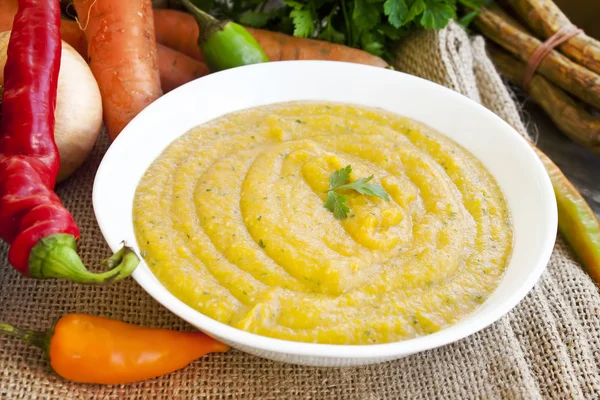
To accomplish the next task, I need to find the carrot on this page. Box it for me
[154,8,204,62]
[0,0,17,32]
[60,20,88,59]
[245,28,389,67]
[157,43,209,92]
[152,9,389,68]
[72,0,162,141]
[59,20,207,94]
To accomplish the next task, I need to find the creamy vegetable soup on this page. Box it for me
[133,102,513,345]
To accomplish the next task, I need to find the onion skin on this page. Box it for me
[0,30,102,182]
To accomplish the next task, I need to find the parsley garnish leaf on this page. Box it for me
[329,164,353,189]
[325,191,351,220]
[324,165,390,219]
[337,176,391,201]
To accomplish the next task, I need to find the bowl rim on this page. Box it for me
[93,60,557,360]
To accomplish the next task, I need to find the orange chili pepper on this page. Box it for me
[0,314,229,384]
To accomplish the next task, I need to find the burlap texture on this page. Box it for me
[1,21,599,399]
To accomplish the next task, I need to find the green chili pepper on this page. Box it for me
[181,0,269,72]
[532,145,600,283]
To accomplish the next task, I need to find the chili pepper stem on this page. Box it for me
[181,0,225,42]
[28,234,139,284]
[0,322,51,353]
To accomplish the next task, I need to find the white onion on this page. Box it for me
[0,30,103,182]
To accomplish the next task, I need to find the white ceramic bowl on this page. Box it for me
[93,61,557,367]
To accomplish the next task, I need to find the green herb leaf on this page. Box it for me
[377,23,405,40]
[324,191,351,219]
[289,7,315,37]
[284,0,305,8]
[360,31,385,56]
[421,0,456,30]
[458,0,485,8]
[406,0,426,24]
[337,176,391,201]
[319,23,346,44]
[319,11,346,44]
[329,165,352,189]
[238,11,274,28]
[285,0,317,38]
[353,0,380,32]
[278,15,296,35]
[383,0,409,28]
[324,165,390,219]
[458,10,479,28]
[215,0,469,61]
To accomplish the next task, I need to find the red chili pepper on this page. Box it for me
[0,0,138,283]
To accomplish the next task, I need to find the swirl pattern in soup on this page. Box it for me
[133,102,513,344]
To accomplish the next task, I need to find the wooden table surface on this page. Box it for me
[524,101,600,218]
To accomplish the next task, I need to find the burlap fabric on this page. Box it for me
[1,21,599,399]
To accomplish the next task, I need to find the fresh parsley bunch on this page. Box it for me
[191,0,489,58]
